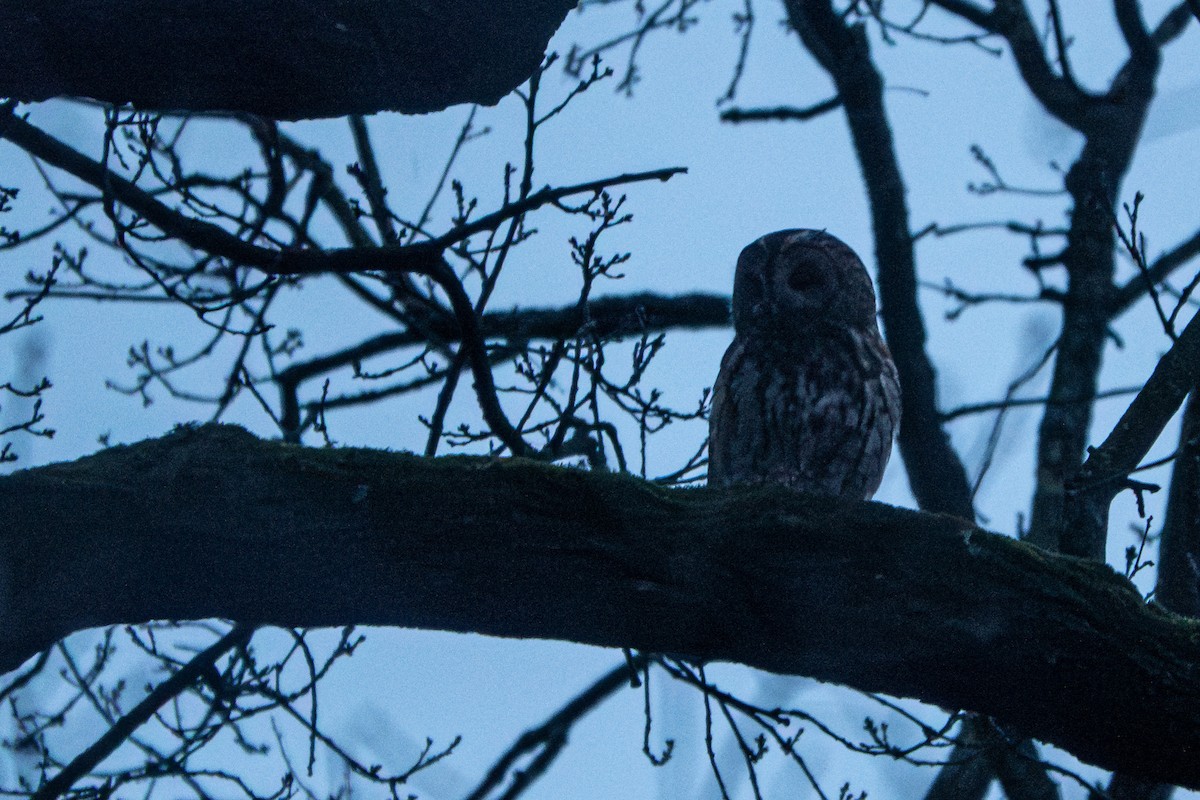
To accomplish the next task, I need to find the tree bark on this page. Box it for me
[2,424,1199,788]
[0,0,576,119]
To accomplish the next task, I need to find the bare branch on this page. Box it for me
[719,97,841,123]
[1063,308,1200,559]
[463,655,650,800]
[268,167,687,277]
[0,110,686,279]
[275,291,729,390]
[1150,2,1195,45]
[941,384,1142,422]
[1114,0,1156,60]
[1112,226,1200,315]
[31,624,255,800]
[348,115,400,245]
[926,0,995,31]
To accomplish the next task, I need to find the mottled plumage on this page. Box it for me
[708,229,900,499]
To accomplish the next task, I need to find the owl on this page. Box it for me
[708,229,900,500]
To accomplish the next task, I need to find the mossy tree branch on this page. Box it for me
[2,425,1198,789]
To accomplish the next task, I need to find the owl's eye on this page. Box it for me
[786,257,823,293]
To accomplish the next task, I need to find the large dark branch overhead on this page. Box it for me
[2,425,1199,789]
[0,0,577,119]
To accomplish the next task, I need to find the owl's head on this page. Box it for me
[732,229,879,337]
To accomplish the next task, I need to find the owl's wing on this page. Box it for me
[708,332,899,499]
[706,337,745,488]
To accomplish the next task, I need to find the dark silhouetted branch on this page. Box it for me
[464,655,651,800]
[3,425,1200,789]
[1112,226,1200,315]
[274,292,730,388]
[0,0,576,119]
[1063,309,1200,560]
[0,112,686,280]
[31,624,255,800]
[719,97,841,123]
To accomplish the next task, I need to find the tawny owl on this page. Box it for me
[708,229,900,500]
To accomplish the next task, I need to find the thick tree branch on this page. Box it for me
[275,291,730,387]
[987,1,1093,127]
[0,0,576,119]
[2,425,1199,789]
